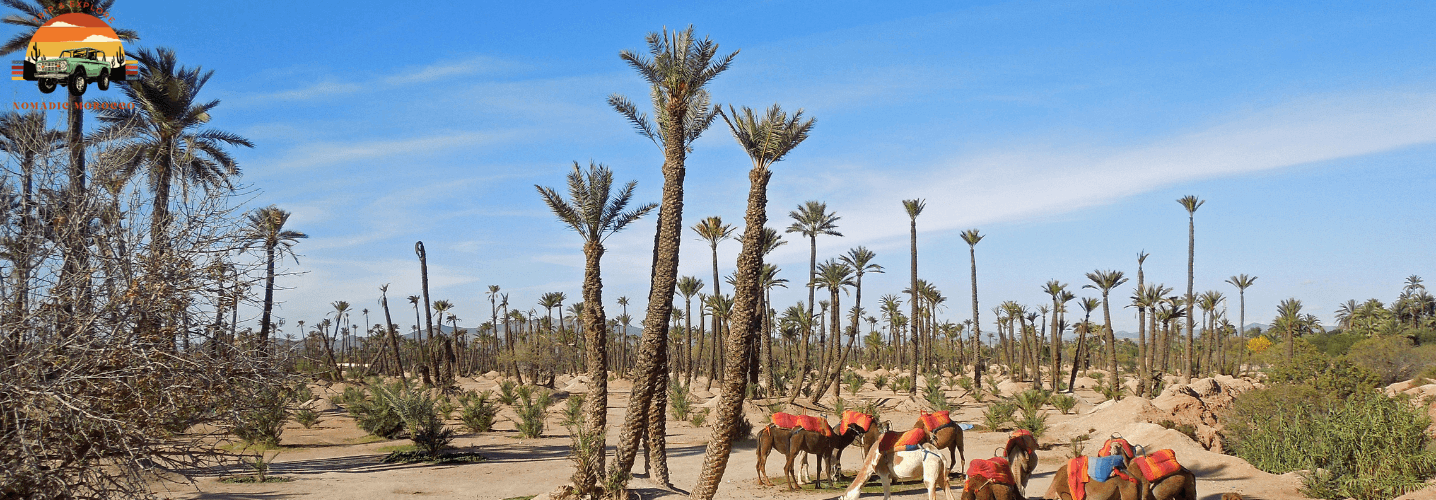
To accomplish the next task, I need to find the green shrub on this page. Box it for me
[1014,389,1051,420]
[923,381,949,411]
[514,388,554,438]
[498,380,518,405]
[562,394,586,427]
[668,383,693,421]
[1306,331,1365,357]
[892,376,912,394]
[982,400,1016,431]
[389,388,454,458]
[1267,350,1380,399]
[1014,411,1048,437]
[956,376,975,395]
[735,417,754,440]
[833,396,848,416]
[1097,383,1123,402]
[459,391,499,433]
[436,397,456,421]
[347,379,410,439]
[1343,336,1436,385]
[845,371,865,396]
[873,374,889,391]
[337,385,364,406]
[1226,386,1436,500]
[1157,420,1197,441]
[1050,394,1078,415]
[293,383,315,405]
[689,409,709,427]
[230,387,290,447]
[294,408,320,429]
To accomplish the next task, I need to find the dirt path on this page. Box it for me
[153,375,1323,500]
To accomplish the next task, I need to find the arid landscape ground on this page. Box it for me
[149,370,1436,500]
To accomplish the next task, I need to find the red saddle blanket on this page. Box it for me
[770,412,832,436]
[1098,436,1134,458]
[875,428,927,452]
[1068,457,1090,500]
[1132,449,1182,482]
[966,456,1014,485]
[839,410,874,433]
[918,410,953,432]
[1004,429,1038,459]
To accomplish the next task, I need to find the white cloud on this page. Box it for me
[270,130,523,171]
[45,21,80,28]
[78,34,119,43]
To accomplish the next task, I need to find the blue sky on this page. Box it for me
[12,1,1436,335]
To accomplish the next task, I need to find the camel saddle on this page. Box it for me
[918,410,956,433]
[1132,449,1183,482]
[1004,429,1038,460]
[1098,436,1135,458]
[964,456,1015,491]
[875,428,927,453]
[770,412,833,436]
[1067,455,1135,500]
[838,410,875,434]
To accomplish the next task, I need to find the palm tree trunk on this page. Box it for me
[788,236,817,404]
[576,241,610,493]
[381,294,405,378]
[1185,213,1196,383]
[1067,322,1086,392]
[690,166,768,500]
[968,245,983,391]
[908,218,919,396]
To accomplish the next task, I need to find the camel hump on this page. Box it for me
[966,457,1016,486]
[1133,449,1183,482]
[771,412,801,429]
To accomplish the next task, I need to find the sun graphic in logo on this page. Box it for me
[13,13,135,96]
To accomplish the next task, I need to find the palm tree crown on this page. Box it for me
[537,162,657,245]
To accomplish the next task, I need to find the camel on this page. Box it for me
[960,455,1020,500]
[832,410,882,478]
[839,442,956,500]
[1100,437,1197,500]
[1002,429,1039,496]
[1043,456,1142,500]
[757,413,839,489]
[915,410,965,474]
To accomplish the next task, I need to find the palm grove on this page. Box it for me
[3,14,1435,500]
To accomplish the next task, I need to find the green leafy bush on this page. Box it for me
[389,388,454,458]
[514,388,554,438]
[873,374,889,391]
[982,400,1016,431]
[690,408,709,427]
[668,383,693,421]
[230,386,290,447]
[1050,393,1077,415]
[845,371,865,396]
[956,376,975,395]
[347,379,409,439]
[1343,336,1436,385]
[1014,411,1048,437]
[1226,385,1436,500]
[923,380,949,410]
[1014,389,1051,420]
[562,394,586,427]
[459,391,499,433]
[498,380,518,405]
[294,408,320,429]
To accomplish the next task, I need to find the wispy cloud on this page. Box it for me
[269,130,523,171]
[383,55,521,85]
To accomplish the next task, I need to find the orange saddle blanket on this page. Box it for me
[1004,429,1037,458]
[770,412,833,436]
[838,410,874,434]
[965,456,1015,486]
[918,410,953,432]
[875,428,927,453]
[1132,449,1182,482]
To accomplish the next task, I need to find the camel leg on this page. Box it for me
[784,452,798,490]
[798,450,809,484]
[756,430,772,486]
[881,472,893,500]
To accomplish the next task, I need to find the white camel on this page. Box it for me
[838,441,957,500]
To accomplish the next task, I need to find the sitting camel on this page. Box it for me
[915,410,965,475]
[1043,454,1142,500]
[1100,436,1197,500]
[840,442,956,500]
[1002,429,1039,496]
[961,456,1021,500]
[757,412,838,489]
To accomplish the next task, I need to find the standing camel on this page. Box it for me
[915,410,965,475]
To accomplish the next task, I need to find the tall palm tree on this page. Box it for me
[1276,298,1304,362]
[1067,297,1102,390]
[433,299,456,378]
[784,200,841,402]
[901,199,925,395]
[616,296,630,375]
[378,284,405,378]
[811,259,854,403]
[487,285,505,376]
[1084,270,1128,392]
[413,241,442,384]
[1225,274,1256,375]
[242,205,306,353]
[960,229,985,389]
[1177,195,1205,382]
[536,162,655,493]
[1042,280,1067,390]
[326,301,350,379]
[692,103,812,499]
[692,216,736,380]
[838,246,882,386]
[606,26,735,485]
[1197,290,1225,375]
[1133,251,1149,392]
[676,276,704,384]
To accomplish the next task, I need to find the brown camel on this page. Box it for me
[1043,458,1142,500]
[915,410,965,474]
[833,410,882,478]
[756,414,839,489]
[1003,429,1039,496]
[1127,447,1196,500]
[961,456,1020,500]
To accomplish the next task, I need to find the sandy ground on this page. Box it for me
[150,371,1433,500]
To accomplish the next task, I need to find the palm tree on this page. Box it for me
[1177,195,1205,382]
[242,205,306,353]
[487,285,506,376]
[1042,280,1067,390]
[1084,270,1129,392]
[378,284,405,378]
[838,246,882,386]
[1133,251,1149,392]
[607,26,735,486]
[326,301,350,379]
[692,216,736,380]
[433,299,456,378]
[1225,274,1256,375]
[960,229,985,390]
[811,259,854,403]
[1197,290,1225,375]
[536,162,655,493]
[407,294,432,385]
[676,276,704,384]
[413,241,443,384]
[692,103,812,499]
[1067,297,1102,390]
[784,200,841,402]
[901,199,925,395]
[1276,298,1304,361]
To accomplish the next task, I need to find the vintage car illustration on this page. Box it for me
[28,46,122,96]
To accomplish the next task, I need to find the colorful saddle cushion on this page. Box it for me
[1087,455,1126,482]
[918,410,954,432]
[964,456,1015,489]
[875,428,927,453]
[1132,449,1183,482]
[1098,436,1135,458]
[839,410,875,434]
[770,411,801,429]
[1004,429,1038,460]
[769,412,833,436]
[1067,456,1090,500]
